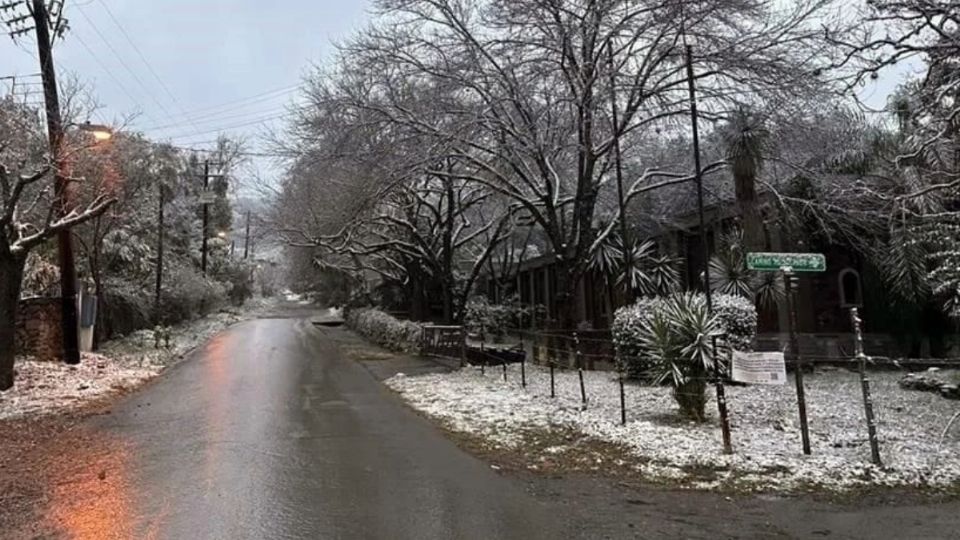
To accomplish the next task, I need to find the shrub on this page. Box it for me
[99,279,152,338]
[160,265,226,324]
[464,297,511,339]
[713,294,758,351]
[218,261,254,307]
[346,308,424,354]
[639,293,721,421]
[612,292,757,378]
[611,297,657,376]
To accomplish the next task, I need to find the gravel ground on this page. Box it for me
[0,297,279,421]
[386,364,960,492]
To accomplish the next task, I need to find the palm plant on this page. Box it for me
[708,228,783,309]
[589,233,680,299]
[639,293,721,421]
[719,108,769,252]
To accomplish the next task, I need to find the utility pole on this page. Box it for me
[243,210,251,259]
[685,44,712,311]
[201,160,210,276]
[608,46,633,305]
[198,159,224,275]
[11,0,80,365]
[154,180,165,324]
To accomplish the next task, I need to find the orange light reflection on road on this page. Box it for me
[203,333,230,493]
[47,434,140,540]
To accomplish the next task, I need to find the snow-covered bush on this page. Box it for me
[611,297,657,376]
[640,292,721,420]
[713,294,758,351]
[346,308,424,354]
[160,265,227,325]
[464,296,545,340]
[464,297,511,339]
[612,293,757,378]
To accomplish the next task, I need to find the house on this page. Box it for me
[478,171,957,359]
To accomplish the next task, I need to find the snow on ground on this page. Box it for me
[0,299,277,421]
[386,364,960,491]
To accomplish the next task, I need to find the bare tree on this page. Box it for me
[330,0,842,327]
[0,97,115,390]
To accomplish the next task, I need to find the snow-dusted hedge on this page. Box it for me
[713,294,759,351]
[611,297,657,376]
[346,308,424,354]
[612,293,757,376]
[464,296,545,338]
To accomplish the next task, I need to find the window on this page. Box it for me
[839,268,862,307]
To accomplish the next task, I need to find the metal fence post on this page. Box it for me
[784,269,812,455]
[521,353,527,388]
[850,307,882,466]
[619,371,626,426]
[480,339,486,376]
[550,361,556,398]
[712,335,733,454]
[459,326,466,368]
[575,332,587,407]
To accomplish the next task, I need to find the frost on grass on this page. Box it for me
[0,302,273,420]
[386,366,960,492]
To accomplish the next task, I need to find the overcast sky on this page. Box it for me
[2,0,371,173]
[2,0,919,185]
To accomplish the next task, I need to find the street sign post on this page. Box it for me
[746,251,825,456]
[746,252,826,273]
[198,190,217,205]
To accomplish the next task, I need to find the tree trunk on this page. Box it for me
[674,377,708,421]
[734,170,765,251]
[92,269,105,350]
[409,269,425,321]
[552,261,578,330]
[441,175,455,324]
[0,254,26,391]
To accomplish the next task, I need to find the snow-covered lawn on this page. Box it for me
[386,364,960,492]
[0,299,278,420]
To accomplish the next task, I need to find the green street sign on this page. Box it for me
[746,252,826,273]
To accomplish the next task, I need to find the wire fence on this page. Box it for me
[425,322,960,462]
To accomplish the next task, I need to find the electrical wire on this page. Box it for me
[71,30,163,126]
[142,105,293,132]
[92,0,207,137]
[74,4,194,136]
[160,111,295,141]
[144,84,301,123]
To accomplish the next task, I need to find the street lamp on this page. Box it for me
[77,121,113,142]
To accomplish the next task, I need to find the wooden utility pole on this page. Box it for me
[32,0,79,364]
[685,44,712,311]
[607,46,633,304]
[243,210,251,259]
[154,180,165,323]
[201,160,210,276]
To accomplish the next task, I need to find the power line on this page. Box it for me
[92,0,206,138]
[160,111,295,141]
[139,83,303,126]
[141,104,298,132]
[74,4,192,135]
[70,30,163,125]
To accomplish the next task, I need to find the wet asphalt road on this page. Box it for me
[53,316,564,540]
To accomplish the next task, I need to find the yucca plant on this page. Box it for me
[639,293,721,421]
[709,228,783,309]
[589,233,680,298]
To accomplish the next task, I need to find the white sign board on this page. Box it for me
[731,351,787,385]
[198,191,217,205]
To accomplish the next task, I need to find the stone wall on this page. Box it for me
[14,297,63,362]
